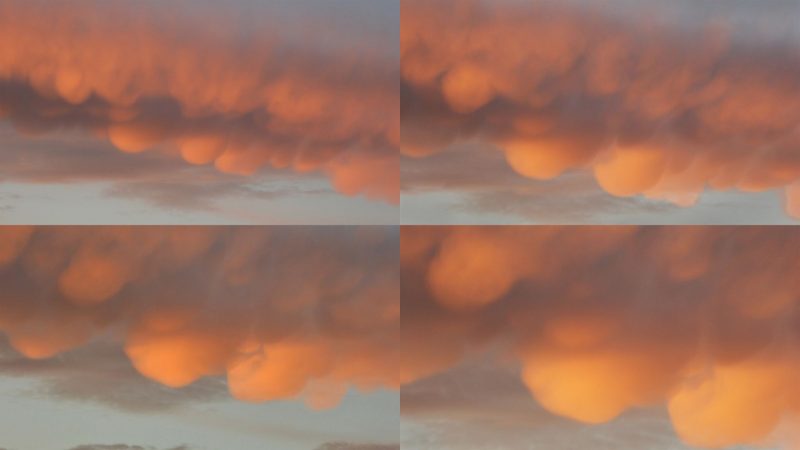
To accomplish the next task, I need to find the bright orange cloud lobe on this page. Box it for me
[0,226,399,409]
[401,226,800,448]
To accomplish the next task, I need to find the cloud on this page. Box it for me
[0,226,399,409]
[0,0,398,203]
[401,226,800,448]
[402,0,800,217]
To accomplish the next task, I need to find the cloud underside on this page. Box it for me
[402,226,800,448]
[0,226,399,409]
[401,0,800,217]
[0,1,398,203]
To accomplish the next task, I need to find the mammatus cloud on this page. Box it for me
[0,226,399,409]
[401,0,800,217]
[0,0,398,203]
[402,226,800,449]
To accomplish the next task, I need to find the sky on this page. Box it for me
[0,226,400,450]
[401,226,800,449]
[0,0,399,224]
[401,0,800,223]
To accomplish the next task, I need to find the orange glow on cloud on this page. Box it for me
[401,0,800,216]
[0,0,398,203]
[402,226,800,448]
[0,226,399,409]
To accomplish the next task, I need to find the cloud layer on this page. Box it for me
[0,0,398,203]
[402,226,800,448]
[0,226,399,409]
[402,0,800,217]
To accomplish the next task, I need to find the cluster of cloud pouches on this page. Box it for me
[0,227,400,410]
[402,226,800,448]
[0,0,399,202]
[402,0,800,215]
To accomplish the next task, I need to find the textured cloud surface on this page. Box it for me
[401,0,800,219]
[0,0,398,204]
[402,226,800,448]
[0,226,399,409]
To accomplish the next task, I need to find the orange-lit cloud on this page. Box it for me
[402,226,800,448]
[401,0,800,217]
[0,226,399,409]
[0,0,398,203]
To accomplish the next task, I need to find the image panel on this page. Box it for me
[402,226,800,449]
[401,0,800,224]
[0,0,399,224]
[0,226,399,450]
